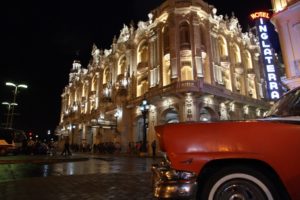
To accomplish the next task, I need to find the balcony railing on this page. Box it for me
[128,80,269,108]
[129,80,203,105]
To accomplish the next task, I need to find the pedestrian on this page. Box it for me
[61,137,72,156]
[151,140,156,158]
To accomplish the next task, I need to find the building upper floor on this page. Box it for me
[271,0,299,13]
[60,0,273,122]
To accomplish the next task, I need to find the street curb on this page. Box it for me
[0,157,89,164]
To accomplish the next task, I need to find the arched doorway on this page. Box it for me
[162,108,179,124]
[199,107,218,122]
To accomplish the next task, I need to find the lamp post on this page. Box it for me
[69,124,76,145]
[2,102,18,128]
[114,110,120,132]
[47,130,51,142]
[5,82,28,128]
[139,99,150,152]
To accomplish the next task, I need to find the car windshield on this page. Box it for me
[265,88,300,117]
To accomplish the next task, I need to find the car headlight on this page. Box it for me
[163,170,196,181]
[178,171,196,180]
[165,169,178,180]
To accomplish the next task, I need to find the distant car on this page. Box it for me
[152,87,300,200]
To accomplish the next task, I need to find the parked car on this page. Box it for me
[152,87,300,200]
[0,128,27,155]
[0,139,14,155]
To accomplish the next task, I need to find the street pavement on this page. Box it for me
[0,154,159,200]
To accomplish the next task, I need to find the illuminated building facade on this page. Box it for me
[57,0,270,153]
[271,0,300,89]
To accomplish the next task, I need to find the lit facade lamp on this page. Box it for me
[2,102,18,128]
[139,99,150,152]
[102,82,112,102]
[114,110,120,132]
[70,124,76,145]
[5,82,28,128]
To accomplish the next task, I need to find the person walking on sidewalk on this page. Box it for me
[151,140,156,158]
[61,137,72,156]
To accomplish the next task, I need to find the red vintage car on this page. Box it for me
[152,87,300,200]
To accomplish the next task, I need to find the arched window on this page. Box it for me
[137,41,148,64]
[163,54,171,86]
[103,67,110,84]
[181,63,193,81]
[232,44,241,64]
[200,26,206,51]
[82,83,86,97]
[244,50,253,69]
[163,26,170,54]
[137,41,149,97]
[218,36,228,58]
[91,75,97,92]
[179,22,191,50]
[137,78,148,97]
[118,56,127,75]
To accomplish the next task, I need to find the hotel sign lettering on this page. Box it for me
[252,12,282,100]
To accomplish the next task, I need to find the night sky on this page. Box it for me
[0,0,277,137]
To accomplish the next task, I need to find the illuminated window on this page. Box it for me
[223,71,232,91]
[272,0,287,12]
[232,44,241,64]
[181,62,193,81]
[244,50,253,69]
[136,41,149,97]
[218,36,228,58]
[74,89,78,102]
[103,67,110,84]
[137,41,148,64]
[91,75,97,92]
[118,56,127,75]
[163,54,171,86]
[137,79,148,97]
[179,22,191,50]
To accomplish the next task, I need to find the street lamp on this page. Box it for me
[5,82,28,128]
[139,99,150,152]
[2,102,18,128]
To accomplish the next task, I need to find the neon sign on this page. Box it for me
[250,12,270,20]
[253,14,282,100]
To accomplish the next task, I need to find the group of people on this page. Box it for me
[20,139,57,155]
[61,137,71,156]
[127,140,157,157]
[60,137,157,157]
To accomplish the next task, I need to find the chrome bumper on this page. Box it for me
[151,161,197,199]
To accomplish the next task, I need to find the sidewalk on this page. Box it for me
[0,172,156,200]
[0,153,158,200]
[0,154,89,164]
[0,152,162,164]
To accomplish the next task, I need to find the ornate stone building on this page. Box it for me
[271,0,300,89]
[57,0,270,153]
